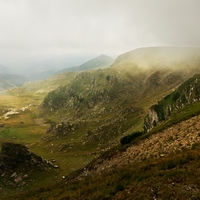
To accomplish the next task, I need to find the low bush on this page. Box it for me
[120,131,143,145]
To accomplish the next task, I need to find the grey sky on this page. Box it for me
[0,0,200,72]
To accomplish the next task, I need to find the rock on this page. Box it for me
[10,172,17,178]
[23,174,29,179]
[14,176,22,183]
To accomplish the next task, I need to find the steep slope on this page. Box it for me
[58,54,114,73]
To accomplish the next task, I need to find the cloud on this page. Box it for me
[0,0,199,71]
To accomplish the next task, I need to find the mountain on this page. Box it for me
[41,47,200,150]
[0,74,27,92]
[57,54,114,73]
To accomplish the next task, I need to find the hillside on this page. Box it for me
[58,54,114,73]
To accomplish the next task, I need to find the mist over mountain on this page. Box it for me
[112,47,200,69]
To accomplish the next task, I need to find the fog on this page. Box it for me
[0,0,200,75]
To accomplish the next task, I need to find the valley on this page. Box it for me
[1,47,200,199]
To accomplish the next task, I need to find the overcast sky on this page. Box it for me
[0,0,200,72]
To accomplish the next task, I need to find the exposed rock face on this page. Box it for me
[144,106,159,131]
[144,74,200,132]
[0,142,51,173]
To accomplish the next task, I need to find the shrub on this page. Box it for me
[120,131,143,145]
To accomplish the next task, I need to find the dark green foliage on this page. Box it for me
[106,75,110,81]
[153,104,165,120]
[43,85,67,109]
[172,91,180,102]
[120,131,143,145]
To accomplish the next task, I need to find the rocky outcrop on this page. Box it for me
[46,122,76,135]
[0,142,53,173]
[0,142,57,188]
[144,74,200,132]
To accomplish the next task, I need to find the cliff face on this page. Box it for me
[144,74,200,132]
